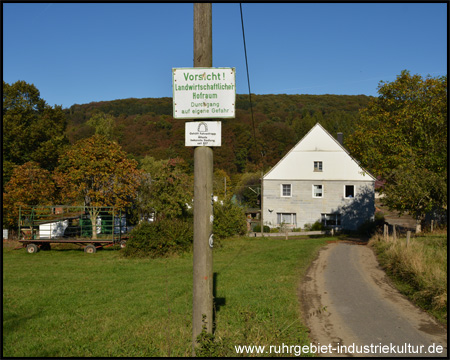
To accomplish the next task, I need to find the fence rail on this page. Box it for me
[18,205,126,243]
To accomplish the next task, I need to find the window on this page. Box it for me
[313,185,323,198]
[281,184,291,197]
[345,185,355,198]
[277,213,297,226]
[314,161,323,172]
[321,213,341,226]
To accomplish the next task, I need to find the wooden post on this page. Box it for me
[406,230,411,247]
[192,3,213,354]
[415,218,422,233]
[383,224,387,241]
[431,219,434,232]
[18,206,22,240]
[393,225,396,242]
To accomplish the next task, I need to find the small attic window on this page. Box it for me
[314,161,323,172]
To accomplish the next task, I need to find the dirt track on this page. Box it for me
[299,242,447,357]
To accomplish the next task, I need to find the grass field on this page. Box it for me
[369,231,447,325]
[3,236,328,357]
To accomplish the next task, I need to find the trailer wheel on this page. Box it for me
[26,244,39,254]
[84,244,97,254]
[120,240,127,248]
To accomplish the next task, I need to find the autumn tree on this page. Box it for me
[346,71,447,229]
[55,134,141,238]
[2,81,69,189]
[3,162,56,228]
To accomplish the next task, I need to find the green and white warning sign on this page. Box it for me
[172,67,236,119]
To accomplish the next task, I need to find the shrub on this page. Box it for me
[311,221,325,231]
[304,221,327,231]
[122,218,193,258]
[357,212,385,237]
[252,224,270,233]
[213,200,247,239]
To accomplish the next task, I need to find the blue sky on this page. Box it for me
[3,2,447,109]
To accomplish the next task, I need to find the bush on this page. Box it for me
[304,221,325,231]
[312,221,325,231]
[122,218,193,258]
[252,225,270,233]
[213,200,247,239]
[357,212,385,237]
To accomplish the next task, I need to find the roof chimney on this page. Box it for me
[337,132,344,146]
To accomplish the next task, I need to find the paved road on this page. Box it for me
[300,242,447,357]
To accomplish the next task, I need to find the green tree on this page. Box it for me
[213,169,231,201]
[2,81,69,189]
[86,111,115,139]
[346,70,447,228]
[134,156,166,222]
[55,134,141,239]
[138,157,193,220]
[140,155,165,176]
[233,172,261,208]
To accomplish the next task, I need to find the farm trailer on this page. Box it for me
[18,205,129,254]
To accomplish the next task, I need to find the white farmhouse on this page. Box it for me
[262,123,375,231]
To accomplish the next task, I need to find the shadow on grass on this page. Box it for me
[213,272,226,333]
[3,312,37,333]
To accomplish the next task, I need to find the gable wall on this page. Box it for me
[263,179,374,230]
[264,151,373,181]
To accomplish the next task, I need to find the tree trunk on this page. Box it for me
[89,208,100,239]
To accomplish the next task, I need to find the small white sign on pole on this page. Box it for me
[185,121,221,147]
[173,67,235,119]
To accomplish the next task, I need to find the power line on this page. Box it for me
[239,3,264,167]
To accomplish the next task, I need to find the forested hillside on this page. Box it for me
[64,94,373,174]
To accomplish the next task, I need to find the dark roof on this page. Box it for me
[375,176,386,189]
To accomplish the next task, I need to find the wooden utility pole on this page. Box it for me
[192,3,213,354]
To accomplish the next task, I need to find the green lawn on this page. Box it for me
[3,236,328,357]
